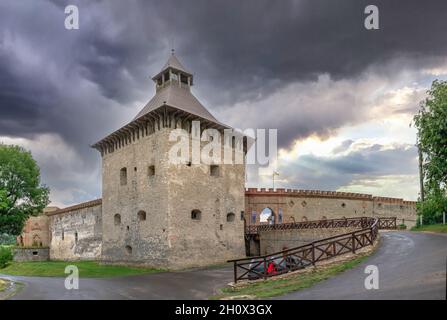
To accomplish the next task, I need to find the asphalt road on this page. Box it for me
[278,231,447,300]
[2,265,234,300]
[1,231,446,300]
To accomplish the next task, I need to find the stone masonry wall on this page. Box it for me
[101,126,246,269]
[13,248,50,262]
[258,227,358,255]
[166,131,246,269]
[101,128,171,267]
[245,188,417,229]
[48,200,102,260]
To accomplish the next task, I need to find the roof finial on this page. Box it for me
[170,37,175,55]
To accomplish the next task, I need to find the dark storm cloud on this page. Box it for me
[276,144,419,192]
[2,0,447,140]
[0,0,444,203]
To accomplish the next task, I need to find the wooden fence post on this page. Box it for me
[233,261,237,283]
[263,257,267,280]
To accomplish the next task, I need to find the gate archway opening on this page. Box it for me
[259,207,275,225]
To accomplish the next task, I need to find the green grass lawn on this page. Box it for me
[411,224,447,233]
[0,260,164,278]
[211,253,370,299]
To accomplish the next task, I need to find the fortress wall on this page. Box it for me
[166,135,246,269]
[48,199,102,260]
[245,188,417,228]
[101,128,171,267]
[259,226,359,255]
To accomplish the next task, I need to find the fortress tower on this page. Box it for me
[92,53,246,269]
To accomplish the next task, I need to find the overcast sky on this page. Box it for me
[1,0,447,207]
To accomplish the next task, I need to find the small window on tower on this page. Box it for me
[114,214,121,226]
[148,165,155,176]
[120,168,127,186]
[191,210,201,220]
[210,165,219,177]
[181,74,188,84]
[138,210,146,221]
[226,213,235,222]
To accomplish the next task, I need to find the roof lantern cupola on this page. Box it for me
[152,50,193,92]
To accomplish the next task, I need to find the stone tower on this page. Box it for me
[92,53,246,269]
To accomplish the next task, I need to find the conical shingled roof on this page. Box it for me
[133,84,224,126]
[91,54,230,151]
[160,54,192,75]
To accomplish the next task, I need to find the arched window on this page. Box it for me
[191,210,201,220]
[260,208,274,224]
[114,214,121,226]
[301,201,307,207]
[32,234,42,247]
[226,212,235,222]
[75,232,78,243]
[120,168,127,186]
[138,210,146,221]
[61,230,65,240]
[125,245,132,255]
[341,202,346,208]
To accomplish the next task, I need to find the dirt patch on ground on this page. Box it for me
[0,278,23,300]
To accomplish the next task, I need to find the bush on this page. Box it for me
[398,224,407,230]
[0,233,16,245]
[417,189,447,226]
[0,246,13,269]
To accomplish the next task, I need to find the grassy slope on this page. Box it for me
[211,254,370,299]
[0,260,164,278]
[411,224,447,233]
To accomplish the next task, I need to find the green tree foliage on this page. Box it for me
[0,246,13,269]
[0,144,49,236]
[413,80,447,223]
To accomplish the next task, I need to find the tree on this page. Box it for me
[0,144,50,235]
[413,80,447,224]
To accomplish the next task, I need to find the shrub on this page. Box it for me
[416,189,447,226]
[398,224,407,230]
[0,246,13,269]
[0,233,16,245]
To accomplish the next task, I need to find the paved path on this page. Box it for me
[1,265,233,300]
[278,231,447,300]
[2,231,446,300]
